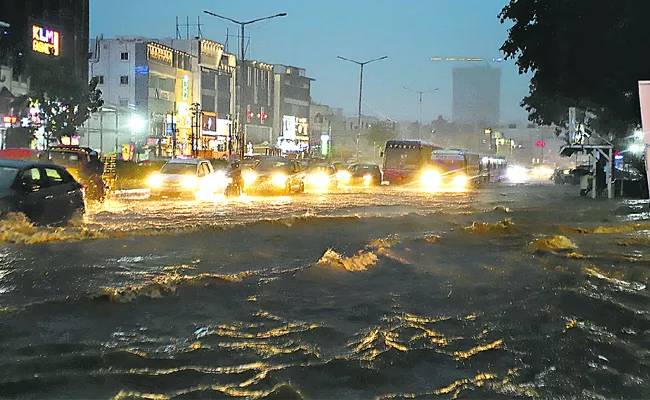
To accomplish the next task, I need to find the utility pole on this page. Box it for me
[204,10,287,160]
[338,55,388,161]
[403,87,438,140]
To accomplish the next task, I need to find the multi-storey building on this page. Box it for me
[273,65,313,154]
[85,37,195,158]
[161,38,236,158]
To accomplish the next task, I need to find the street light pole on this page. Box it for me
[338,55,388,162]
[403,87,438,140]
[204,10,287,160]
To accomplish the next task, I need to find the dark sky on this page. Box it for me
[90,0,531,124]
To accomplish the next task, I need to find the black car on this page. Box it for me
[243,157,305,195]
[304,162,338,190]
[348,164,382,186]
[0,160,85,225]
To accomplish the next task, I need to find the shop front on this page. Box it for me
[198,113,230,159]
[277,115,309,156]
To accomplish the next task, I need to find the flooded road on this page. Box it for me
[0,184,649,399]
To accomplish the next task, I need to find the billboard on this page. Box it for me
[282,115,296,140]
[202,113,217,135]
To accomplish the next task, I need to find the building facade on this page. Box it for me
[452,65,501,126]
[85,37,196,158]
[240,60,274,151]
[309,103,345,157]
[273,65,313,154]
[161,38,237,158]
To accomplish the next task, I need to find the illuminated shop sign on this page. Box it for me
[182,75,189,100]
[282,115,296,140]
[32,25,60,56]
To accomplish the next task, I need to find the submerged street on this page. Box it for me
[0,184,649,399]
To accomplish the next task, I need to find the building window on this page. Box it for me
[119,98,129,107]
[120,76,129,85]
[96,75,104,84]
[120,52,129,60]
[247,67,252,86]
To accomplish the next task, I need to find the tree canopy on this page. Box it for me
[499,0,650,137]
[13,58,103,144]
[365,123,396,147]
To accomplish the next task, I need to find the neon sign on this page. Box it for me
[32,25,60,56]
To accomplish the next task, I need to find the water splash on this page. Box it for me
[530,235,577,251]
[316,249,378,271]
[463,218,515,233]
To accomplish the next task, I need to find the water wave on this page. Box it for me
[530,235,577,251]
[463,218,515,233]
[89,271,247,303]
[315,249,378,271]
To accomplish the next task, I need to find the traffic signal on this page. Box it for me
[246,105,251,122]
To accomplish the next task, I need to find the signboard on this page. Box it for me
[217,119,230,137]
[637,81,650,201]
[32,25,60,56]
[320,134,330,156]
[282,115,296,140]
[181,75,189,100]
[201,113,217,136]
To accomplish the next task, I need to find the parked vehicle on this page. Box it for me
[147,158,230,199]
[242,157,305,195]
[0,160,84,225]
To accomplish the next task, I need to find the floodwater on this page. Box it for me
[0,184,649,399]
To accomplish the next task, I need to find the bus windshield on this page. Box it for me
[384,149,421,169]
[431,158,466,171]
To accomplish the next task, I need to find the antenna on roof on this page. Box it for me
[175,16,182,39]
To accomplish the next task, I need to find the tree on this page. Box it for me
[365,123,396,147]
[499,0,650,137]
[19,58,103,144]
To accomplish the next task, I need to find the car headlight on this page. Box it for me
[310,173,329,188]
[452,174,467,188]
[421,170,442,189]
[363,174,372,186]
[271,173,287,187]
[242,171,258,187]
[337,170,351,184]
[147,174,163,188]
[213,171,229,185]
[182,176,199,189]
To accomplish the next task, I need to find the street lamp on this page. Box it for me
[129,115,145,132]
[337,55,388,162]
[403,87,438,140]
[204,10,287,160]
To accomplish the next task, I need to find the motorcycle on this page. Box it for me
[84,176,107,203]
